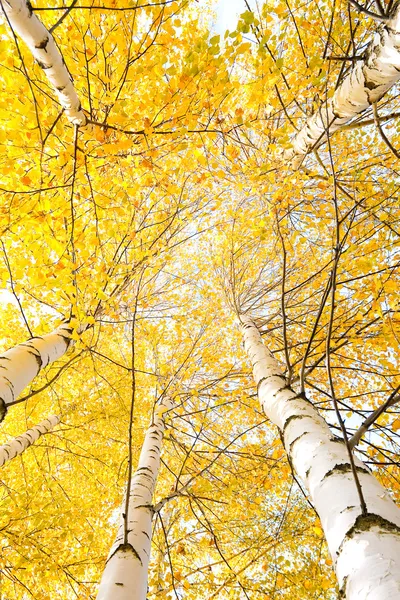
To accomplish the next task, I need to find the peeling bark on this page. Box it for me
[240,315,400,599]
[97,399,172,600]
[0,415,60,466]
[0,322,73,422]
[285,3,400,166]
[1,0,86,126]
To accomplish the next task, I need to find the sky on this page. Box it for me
[213,0,257,35]
[0,289,14,307]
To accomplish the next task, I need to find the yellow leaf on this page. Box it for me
[392,419,400,432]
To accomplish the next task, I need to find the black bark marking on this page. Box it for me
[1,377,14,400]
[340,505,356,514]
[36,60,52,70]
[330,435,345,444]
[135,482,152,490]
[135,504,155,514]
[26,350,43,370]
[322,463,370,482]
[106,542,142,565]
[282,414,307,436]
[257,373,285,392]
[346,513,400,538]
[364,79,380,91]
[57,328,73,349]
[339,575,348,599]
[289,431,309,455]
[0,398,7,423]
[59,335,72,347]
[135,472,154,481]
[338,513,400,596]
[35,37,49,51]
[26,0,33,16]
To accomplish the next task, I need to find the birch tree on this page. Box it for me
[0,322,73,421]
[0,0,400,598]
[240,315,400,599]
[0,0,86,125]
[284,1,400,165]
[97,398,172,600]
[0,414,59,466]
[210,178,400,596]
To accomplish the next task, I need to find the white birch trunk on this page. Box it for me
[97,399,172,600]
[285,4,400,166]
[0,415,59,466]
[0,322,73,421]
[240,315,400,599]
[1,0,86,126]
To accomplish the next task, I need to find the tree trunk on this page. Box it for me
[0,322,73,422]
[0,415,60,466]
[240,315,400,599]
[285,3,400,166]
[97,399,172,600]
[1,0,86,126]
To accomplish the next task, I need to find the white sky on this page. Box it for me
[213,0,257,35]
[0,289,14,307]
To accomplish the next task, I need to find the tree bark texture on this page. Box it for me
[286,3,400,166]
[0,415,60,466]
[1,0,86,125]
[97,399,172,600]
[0,322,73,422]
[240,315,400,599]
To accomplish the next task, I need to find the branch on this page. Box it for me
[284,1,400,166]
[349,386,400,449]
[348,0,389,22]
[0,415,60,466]
[1,0,86,126]
[372,102,400,159]
[49,0,78,33]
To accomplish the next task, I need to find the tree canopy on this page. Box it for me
[0,0,399,598]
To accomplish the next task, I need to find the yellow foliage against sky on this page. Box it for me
[0,0,399,598]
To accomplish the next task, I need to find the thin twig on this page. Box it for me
[1,242,32,337]
[49,0,78,33]
[123,268,145,545]
[324,94,367,516]
[348,0,389,21]
[372,102,400,159]
[349,386,400,448]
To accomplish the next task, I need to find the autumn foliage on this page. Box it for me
[0,0,399,598]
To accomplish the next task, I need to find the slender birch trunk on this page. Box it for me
[0,322,73,422]
[0,415,60,466]
[285,3,400,166]
[240,315,400,599]
[97,399,172,600]
[1,0,86,126]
